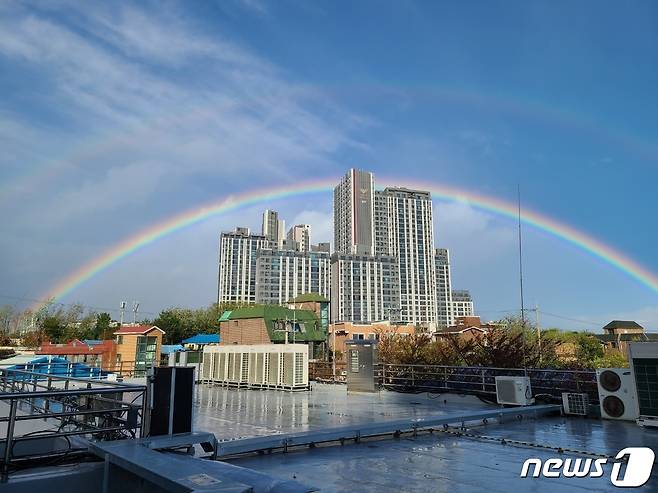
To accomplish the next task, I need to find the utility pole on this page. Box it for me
[119,301,126,325]
[132,301,140,324]
[535,303,541,363]
[517,185,526,326]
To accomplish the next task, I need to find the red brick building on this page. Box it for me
[36,339,117,368]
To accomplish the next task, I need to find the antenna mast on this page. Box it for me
[132,301,140,324]
[518,185,526,326]
[119,301,126,325]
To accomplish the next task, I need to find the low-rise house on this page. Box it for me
[113,325,164,375]
[36,339,116,368]
[329,321,417,361]
[595,320,658,353]
[434,316,497,341]
[218,305,326,358]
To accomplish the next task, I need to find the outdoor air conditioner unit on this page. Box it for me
[562,392,589,416]
[628,343,658,428]
[495,376,533,406]
[596,368,639,421]
[201,344,308,390]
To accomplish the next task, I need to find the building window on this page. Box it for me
[117,335,123,345]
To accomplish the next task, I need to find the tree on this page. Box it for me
[573,332,604,368]
[42,316,65,343]
[0,305,14,334]
[154,304,220,344]
[22,330,46,348]
[95,312,113,339]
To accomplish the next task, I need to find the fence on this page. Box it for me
[309,361,347,382]
[376,364,599,403]
[0,366,147,480]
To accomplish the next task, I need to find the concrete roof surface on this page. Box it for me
[192,384,658,492]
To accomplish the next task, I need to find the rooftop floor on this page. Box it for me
[193,383,658,492]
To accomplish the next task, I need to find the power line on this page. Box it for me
[476,307,604,328]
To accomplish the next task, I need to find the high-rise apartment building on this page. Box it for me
[435,248,454,327]
[287,224,311,252]
[255,248,330,305]
[334,169,375,255]
[451,290,474,319]
[374,187,437,326]
[262,209,285,245]
[330,253,400,323]
[217,227,270,304]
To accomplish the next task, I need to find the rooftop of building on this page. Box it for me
[218,305,325,342]
[595,333,658,342]
[288,293,329,303]
[36,339,115,355]
[113,324,164,335]
[193,383,658,492]
[603,320,644,331]
[380,186,432,198]
[182,333,220,345]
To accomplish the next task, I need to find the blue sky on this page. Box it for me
[1,1,657,330]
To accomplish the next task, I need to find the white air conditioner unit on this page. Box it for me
[201,344,308,390]
[562,392,589,416]
[495,376,533,406]
[628,342,658,428]
[596,368,638,421]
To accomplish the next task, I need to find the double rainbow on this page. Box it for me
[34,177,658,310]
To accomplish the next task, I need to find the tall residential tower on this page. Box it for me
[333,169,375,255]
[262,209,285,245]
[435,248,454,327]
[375,187,437,326]
[217,227,269,304]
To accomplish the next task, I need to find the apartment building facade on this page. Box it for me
[330,253,400,324]
[217,227,270,304]
[287,224,311,253]
[435,248,454,327]
[375,187,437,326]
[255,248,330,305]
[334,169,375,255]
[451,290,474,319]
[262,209,285,245]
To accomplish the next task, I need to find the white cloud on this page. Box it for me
[289,210,333,247]
[0,3,364,226]
[435,201,516,266]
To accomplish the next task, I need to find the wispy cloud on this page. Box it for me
[0,2,365,227]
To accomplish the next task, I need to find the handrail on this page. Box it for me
[375,363,598,403]
[377,363,596,374]
[0,368,145,388]
[0,367,147,480]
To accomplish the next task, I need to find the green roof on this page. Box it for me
[288,293,329,303]
[218,304,325,343]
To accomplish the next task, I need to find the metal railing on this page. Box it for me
[309,361,347,382]
[0,366,147,480]
[376,363,598,403]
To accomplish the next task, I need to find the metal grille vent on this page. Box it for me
[496,379,517,403]
[562,393,589,415]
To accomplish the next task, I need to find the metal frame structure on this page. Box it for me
[376,364,598,403]
[0,367,147,481]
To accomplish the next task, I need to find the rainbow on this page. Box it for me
[33,177,658,311]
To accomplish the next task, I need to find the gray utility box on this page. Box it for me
[345,339,378,393]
